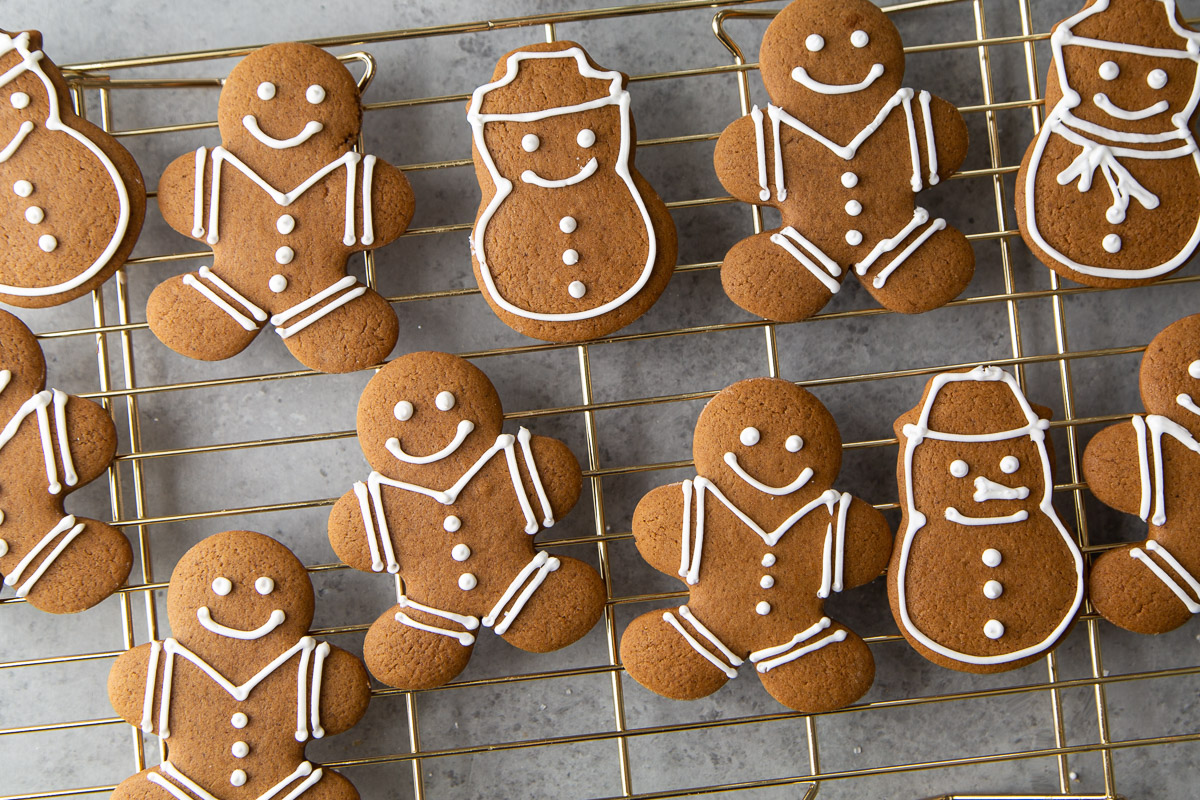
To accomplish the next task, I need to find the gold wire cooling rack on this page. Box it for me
[4,0,1200,798]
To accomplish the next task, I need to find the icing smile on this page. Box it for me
[242,115,324,149]
[1092,93,1170,122]
[723,451,813,496]
[387,419,476,464]
[197,606,286,640]
[521,157,598,188]
[944,507,1029,526]
[791,63,885,95]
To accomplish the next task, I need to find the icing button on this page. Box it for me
[269,274,288,293]
[845,200,862,217]
[845,230,863,246]
[13,180,32,197]
[232,741,249,758]
[451,543,471,562]
[760,575,775,589]
[983,580,1003,600]
[444,515,461,532]
[568,280,586,299]
[230,769,247,787]
[755,601,771,616]
[761,553,776,567]
[984,619,1005,640]
[24,206,43,224]
[559,216,577,234]
[1103,234,1122,254]
[458,573,478,591]
[275,246,294,265]
[0,538,7,557]
[231,712,248,729]
[276,214,295,235]
[38,235,57,253]
[982,548,1002,568]
[562,249,579,266]
[841,172,858,189]
[521,134,540,152]
[10,91,29,109]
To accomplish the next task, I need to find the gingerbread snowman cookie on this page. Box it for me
[0,29,146,308]
[327,351,605,688]
[108,530,370,800]
[713,0,973,322]
[466,41,678,342]
[1017,0,1200,288]
[1084,314,1200,634]
[153,42,414,373]
[620,378,892,712]
[890,367,1084,673]
[0,309,131,613]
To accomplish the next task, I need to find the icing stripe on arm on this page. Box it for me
[517,427,555,527]
[750,105,770,202]
[360,154,376,246]
[191,147,207,238]
[918,91,939,185]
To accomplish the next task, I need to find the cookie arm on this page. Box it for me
[156,150,208,242]
[59,393,117,487]
[313,644,371,737]
[631,483,687,579]
[107,643,163,733]
[328,486,383,573]
[352,158,414,252]
[517,432,583,525]
[714,112,777,206]
[917,93,969,182]
[1082,421,1145,516]
[839,494,893,591]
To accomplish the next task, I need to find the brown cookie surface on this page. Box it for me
[152,41,414,374]
[712,0,972,322]
[621,377,893,712]
[1015,1,1200,288]
[466,41,678,342]
[0,30,146,308]
[327,351,604,689]
[107,530,370,800]
[889,367,1084,673]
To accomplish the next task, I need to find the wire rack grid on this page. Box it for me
[2,0,1200,798]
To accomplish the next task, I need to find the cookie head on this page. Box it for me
[357,351,504,484]
[167,531,314,653]
[0,308,46,402]
[760,0,904,113]
[219,42,361,157]
[1139,313,1200,432]
[0,31,51,129]
[693,378,841,499]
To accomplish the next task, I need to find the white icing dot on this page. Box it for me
[982,548,1002,568]
[9,92,29,109]
[276,214,295,235]
[950,459,969,478]
[851,30,870,48]
[306,84,326,104]
[212,577,232,596]
[451,543,471,562]
[444,515,461,532]
[562,249,580,265]
[521,134,540,152]
[755,601,771,616]
[984,619,1005,640]
[1000,456,1019,474]
[231,712,248,728]
[275,246,294,265]
[394,400,413,421]
[0,509,4,526]
[983,580,1003,600]
[458,573,477,591]
[231,769,247,787]
[1103,234,1122,254]
[0,539,7,557]
[269,274,288,293]
[846,229,863,246]
[1189,360,1200,380]
[255,576,274,595]
[577,128,595,148]
[25,206,43,224]
[13,180,32,197]
[805,34,825,52]
[740,426,761,446]
[760,575,775,589]
[435,391,456,411]
[1148,69,1169,90]
[1099,61,1119,81]
[257,82,276,100]
[38,235,56,253]
[232,741,249,758]
[761,553,776,567]
[785,435,803,453]
[568,280,586,299]
[845,200,862,217]
[559,216,577,234]
[841,172,858,188]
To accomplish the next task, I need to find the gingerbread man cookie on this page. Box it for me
[153,42,414,373]
[713,0,973,321]
[620,378,892,712]
[0,29,146,308]
[108,530,370,800]
[328,351,605,688]
[0,309,131,613]
[1017,0,1200,288]
[890,367,1084,673]
[466,41,678,342]
[1084,314,1200,634]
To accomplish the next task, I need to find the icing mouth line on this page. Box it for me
[386,419,476,464]
[1093,93,1170,122]
[790,63,885,95]
[197,606,286,640]
[944,507,1030,526]
[723,451,813,496]
[1178,392,1200,417]
[242,115,323,149]
[521,157,598,188]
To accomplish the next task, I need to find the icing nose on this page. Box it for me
[973,475,1030,503]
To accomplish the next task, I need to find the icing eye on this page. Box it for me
[850,30,870,48]
[9,92,29,109]
[435,391,456,412]
[949,459,969,478]
[306,84,326,104]
[394,400,413,421]
[257,82,276,100]
[522,134,540,152]
[1189,360,1200,379]
[255,577,275,595]
[577,128,595,148]
[805,34,825,52]
[740,426,761,447]
[1000,456,1020,474]
[212,577,232,596]
[1148,69,1169,90]
[1099,61,1119,81]
[785,435,803,453]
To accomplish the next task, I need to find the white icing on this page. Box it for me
[37,234,56,252]
[739,426,760,446]
[306,84,325,105]
[443,515,461,532]
[1131,539,1200,612]
[568,280,586,298]
[395,595,479,646]
[761,553,776,567]
[276,214,295,234]
[984,580,1003,599]
[984,619,1005,639]
[770,226,842,294]
[846,230,863,246]
[760,575,774,589]
[0,389,77,494]
[516,427,555,527]
[723,451,813,496]
[1132,413,1200,525]
[662,605,743,679]
[271,276,365,340]
[918,90,939,185]
[230,770,246,787]
[275,246,294,265]
[751,105,771,201]
[973,475,1030,502]
[452,544,470,562]
[24,206,42,224]
[1149,68,1169,89]
[483,550,561,635]
[841,172,858,188]
[851,30,870,48]
[360,154,376,246]
[12,179,31,197]
[232,741,249,758]
[845,200,862,216]
[393,400,413,421]
[562,249,579,265]
[184,266,268,332]
[140,641,161,732]
[458,573,477,591]
[50,390,76,487]
[805,34,825,52]
[945,507,1029,526]
[231,712,247,728]
[559,216,577,233]
[0,539,6,556]
[950,459,969,478]
[10,91,28,108]
[197,607,286,640]
[242,115,323,149]
[386,418,474,464]
[1000,455,1020,474]
[150,761,321,800]
[269,274,288,293]
[791,63,885,95]
[1190,359,1200,379]
[1181,393,1200,417]
[982,548,1002,567]
[255,577,274,595]
[3,516,84,597]
[522,158,597,188]
[577,128,595,148]
[190,147,207,237]
[749,617,846,673]
[1099,61,1120,80]
[212,577,232,596]
[755,600,771,616]
[0,121,33,162]
[521,133,540,152]
[860,214,947,289]
[1094,93,1170,121]
[257,82,275,100]
[785,435,803,453]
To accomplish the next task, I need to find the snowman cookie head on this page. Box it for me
[0,307,47,408]
[1137,313,1200,434]
[219,42,361,160]
[356,351,505,486]
[693,378,841,506]
[759,0,905,117]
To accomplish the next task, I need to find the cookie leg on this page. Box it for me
[272,280,398,373]
[301,765,361,800]
[110,767,183,800]
[1091,541,1197,635]
[15,518,132,614]
[363,602,476,689]
[146,270,264,362]
[855,212,974,314]
[619,606,738,701]
[494,554,605,653]
[752,620,874,713]
[720,229,843,322]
